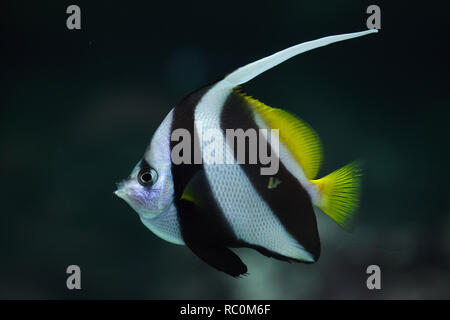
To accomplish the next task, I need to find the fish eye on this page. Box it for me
[138,168,158,187]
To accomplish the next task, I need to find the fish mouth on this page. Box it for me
[114,180,128,199]
[114,188,127,199]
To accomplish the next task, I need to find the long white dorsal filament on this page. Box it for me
[222,29,378,87]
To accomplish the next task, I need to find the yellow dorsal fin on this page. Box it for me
[236,89,323,179]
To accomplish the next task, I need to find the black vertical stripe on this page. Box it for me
[170,84,212,199]
[170,83,238,246]
[220,90,321,261]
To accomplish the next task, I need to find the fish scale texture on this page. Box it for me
[197,88,311,261]
[140,203,184,245]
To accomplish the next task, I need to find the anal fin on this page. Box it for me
[188,243,248,277]
[177,198,248,277]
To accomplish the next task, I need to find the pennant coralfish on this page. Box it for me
[115,29,377,277]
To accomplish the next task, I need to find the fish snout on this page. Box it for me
[114,180,128,199]
[115,180,125,189]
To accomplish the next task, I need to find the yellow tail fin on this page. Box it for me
[311,162,362,230]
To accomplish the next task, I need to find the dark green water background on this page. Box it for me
[2,1,449,299]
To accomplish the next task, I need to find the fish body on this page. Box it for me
[115,29,377,276]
